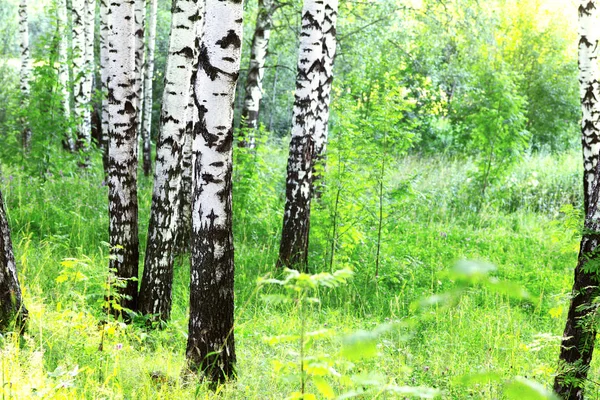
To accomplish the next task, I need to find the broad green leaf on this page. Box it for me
[313,376,335,399]
[504,378,559,400]
[341,330,378,360]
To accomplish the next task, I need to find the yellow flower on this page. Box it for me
[549,307,563,319]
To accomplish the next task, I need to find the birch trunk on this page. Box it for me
[313,0,338,178]
[83,0,95,152]
[19,0,32,148]
[107,0,139,313]
[135,0,146,157]
[178,90,195,254]
[238,0,277,148]
[554,2,600,399]
[178,12,202,255]
[186,0,244,382]
[277,0,325,270]
[100,0,110,170]
[0,189,28,332]
[579,0,600,213]
[57,0,75,151]
[139,0,201,321]
[141,0,158,177]
[72,0,90,151]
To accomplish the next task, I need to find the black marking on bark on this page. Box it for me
[216,30,242,49]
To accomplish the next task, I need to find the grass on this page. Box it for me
[0,147,590,399]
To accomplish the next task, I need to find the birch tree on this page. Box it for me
[72,0,91,152]
[554,2,600,398]
[83,0,95,152]
[186,0,244,382]
[277,0,325,269]
[134,0,146,151]
[57,0,74,151]
[106,0,139,313]
[238,0,278,147]
[313,0,338,174]
[19,0,31,148]
[100,0,110,169]
[139,0,201,321]
[178,87,195,254]
[0,189,28,332]
[141,0,158,177]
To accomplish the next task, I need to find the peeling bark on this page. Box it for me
[277,0,325,270]
[554,2,600,399]
[139,0,201,321]
[0,189,28,332]
[141,0,158,177]
[186,0,243,382]
[238,0,278,148]
[107,0,140,314]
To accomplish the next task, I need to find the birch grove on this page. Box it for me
[277,0,325,269]
[186,0,244,381]
[239,0,278,147]
[0,189,28,332]
[141,0,158,177]
[19,0,31,148]
[554,1,600,398]
[106,0,140,313]
[139,0,201,321]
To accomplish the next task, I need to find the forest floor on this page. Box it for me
[0,148,589,399]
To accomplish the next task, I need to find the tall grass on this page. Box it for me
[0,147,586,398]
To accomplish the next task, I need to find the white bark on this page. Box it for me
[278,0,325,268]
[19,0,31,99]
[100,0,110,165]
[186,0,244,381]
[107,0,139,311]
[84,0,95,144]
[239,0,277,147]
[139,0,201,320]
[179,83,196,252]
[135,0,146,151]
[313,0,338,158]
[19,0,31,147]
[72,0,93,151]
[141,0,158,176]
[580,0,600,213]
[57,0,74,151]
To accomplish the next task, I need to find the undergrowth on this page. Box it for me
[0,147,585,399]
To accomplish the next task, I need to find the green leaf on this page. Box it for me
[504,378,559,400]
[341,330,378,360]
[313,376,335,399]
